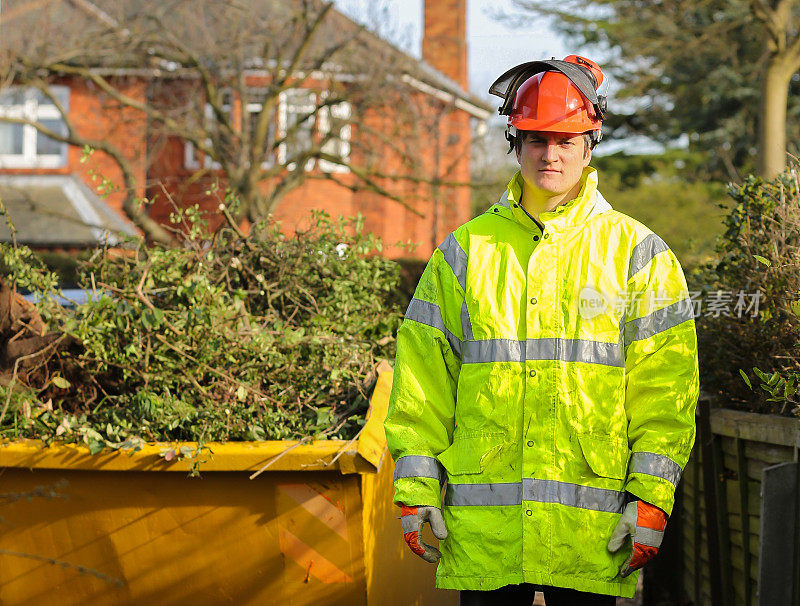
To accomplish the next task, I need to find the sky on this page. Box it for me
[332,1,649,154]
[332,0,569,103]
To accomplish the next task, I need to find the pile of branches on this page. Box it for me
[0,204,401,453]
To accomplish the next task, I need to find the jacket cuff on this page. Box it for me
[624,475,676,517]
[624,491,668,517]
[392,477,443,509]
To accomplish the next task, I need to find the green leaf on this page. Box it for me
[753,255,771,267]
[51,376,71,390]
[739,369,752,389]
[88,438,105,455]
[236,385,247,401]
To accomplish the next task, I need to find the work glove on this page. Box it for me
[400,505,448,563]
[607,499,667,577]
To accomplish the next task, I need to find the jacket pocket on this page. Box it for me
[437,434,505,476]
[577,433,630,480]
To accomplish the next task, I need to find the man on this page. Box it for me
[384,55,699,605]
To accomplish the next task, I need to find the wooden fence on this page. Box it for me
[679,400,800,606]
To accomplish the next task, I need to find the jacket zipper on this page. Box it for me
[518,202,546,233]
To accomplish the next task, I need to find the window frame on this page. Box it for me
[277,88,352,174]
[184,95,278,171]
[317,96,352,174]
[0,86,70,169]
[184,97,228,171]
[184,87,352,174]
[277,89,317,171]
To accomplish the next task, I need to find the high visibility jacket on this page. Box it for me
[384,168,699,597]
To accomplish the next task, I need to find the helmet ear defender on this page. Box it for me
[492,57,606,154]
[505,125,518,155]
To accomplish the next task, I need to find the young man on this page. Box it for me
[384,55,699,605]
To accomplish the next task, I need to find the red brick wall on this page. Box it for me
[345,88,472,260]
[145,79,474,261]
[423,0,468,90]
[2,77,473,262]
[2,77,148,231]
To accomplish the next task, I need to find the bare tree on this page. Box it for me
[0,0,460,243]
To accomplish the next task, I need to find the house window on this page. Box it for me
[278,89,316,170]
[0,86,69,168]
[278,89,351,173]
[184,93,230,171]
[184,89,351,174]
[184,93,277,171]
[317,100,351,174]
[245,102,277,169]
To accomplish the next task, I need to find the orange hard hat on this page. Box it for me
[489,55,607,148]
[510,55,604,134]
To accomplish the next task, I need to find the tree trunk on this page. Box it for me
[758,55,793,178]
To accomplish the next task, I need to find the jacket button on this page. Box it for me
[526,510,532,516]
[529,369,536,377]
[527,440,534,447]
[533,235,539,241]
[530,297,537,305]
[493,208,499,213]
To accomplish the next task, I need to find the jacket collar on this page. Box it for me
[496,167,611,233]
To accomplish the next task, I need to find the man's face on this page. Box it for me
[515,131,592,197]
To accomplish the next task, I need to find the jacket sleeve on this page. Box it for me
[384,234,466,509]
[622,233,699,517]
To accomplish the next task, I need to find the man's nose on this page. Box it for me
[542,142,558,163]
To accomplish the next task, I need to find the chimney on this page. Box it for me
[422,0,468,90]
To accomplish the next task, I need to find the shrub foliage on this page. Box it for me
[690,165,800,415]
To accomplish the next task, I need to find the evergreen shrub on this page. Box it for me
[690,164,800,415]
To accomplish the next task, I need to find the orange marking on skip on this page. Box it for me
[278,483,348,540]
[278,528,353,584]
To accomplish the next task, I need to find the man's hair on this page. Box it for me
[514,131,594,156]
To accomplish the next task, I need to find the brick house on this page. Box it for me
[0,0,489,260]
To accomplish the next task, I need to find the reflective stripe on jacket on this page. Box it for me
[384,168,699,597]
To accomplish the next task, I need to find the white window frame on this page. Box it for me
[0,86,69,169]
[277,89,317,171]
[185,88,352,174]
[277,89,351,174]
[317,97,351,174]
[184,95,277,171]
[245,102,277,170]
[184,101,226,170]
